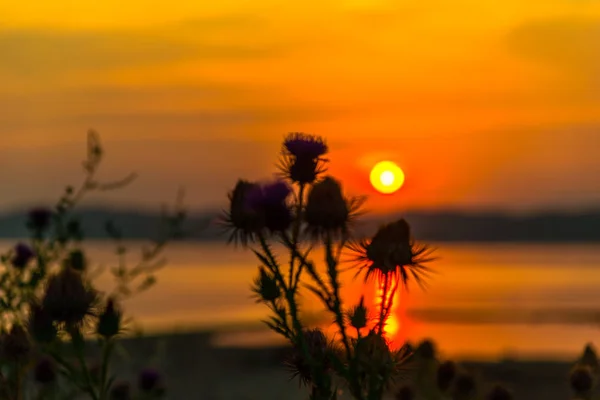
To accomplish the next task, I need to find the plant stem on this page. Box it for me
[70,329,99,400]
[377,273,390,335]
[289,183,305,290]
[99,339,114,400]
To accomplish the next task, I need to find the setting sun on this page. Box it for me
[370,161,405,194]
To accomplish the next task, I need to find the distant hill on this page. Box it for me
[0,208,600,243]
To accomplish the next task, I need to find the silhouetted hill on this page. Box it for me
[0,208,600,242]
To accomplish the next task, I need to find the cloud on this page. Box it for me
[507,16,600,80]
[0,15,283,78]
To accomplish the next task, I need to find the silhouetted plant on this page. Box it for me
[0,131,185,399]
[222,133,435,400]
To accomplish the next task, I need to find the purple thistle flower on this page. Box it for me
[283,133,328,159]
[12,243,35,269]
[244,180,292,232]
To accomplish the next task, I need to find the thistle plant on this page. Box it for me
[222,133,436,400]
[0,131,185,400]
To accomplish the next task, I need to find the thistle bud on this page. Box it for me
[454,372,476,400]
[1,324,31,361]
[109,381,131,400]
[42,267,97,326]
[570,365,594,397]
[486,384,513,400]
[355,331,393,372]
[347,297,368,330]
[28,207,53,232]
[27,303,57,344]
[580,343,599,371]
[437,360,457,393]
[138,368,163,394]
[65,249,87,271]
[34,357,56,385]
[12,243,35,269]
[97,297,122,338]
[252,267,281,303]
[415,339,437,360]
[304,177,350,239]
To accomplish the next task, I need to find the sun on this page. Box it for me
[370,161,405,194]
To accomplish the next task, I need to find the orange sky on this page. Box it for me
[1,0,599,212]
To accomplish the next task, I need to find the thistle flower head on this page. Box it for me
[437,360,457,392]
[244,180,292,233]
[570,365,594,396]
[486,384,513,400]
[109,381,132,400]
[252,267,281,303]
[349,219,435,289]
[279,133,328,184]
[12,242,35,269]
[1,324,31,361]
[222,180,265,246]
[304,176,364,241]
[28,207,53,232]
[34,357,57,385]
[284,133,328,158]
[97,297,122,338]
[42,267,97,326]
[27,302,57,344]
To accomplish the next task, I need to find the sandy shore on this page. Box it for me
[75,328,590,400]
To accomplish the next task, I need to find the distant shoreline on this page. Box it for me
[2,207,600,243]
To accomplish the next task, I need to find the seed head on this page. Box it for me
[486,384,513,400]
[1,324,31,361]
[437,360,457,392]
[97,297,122,338]
[34,357,57,385]
[12,243,35,269]
[355,330,394,374]
[42,267,97,326]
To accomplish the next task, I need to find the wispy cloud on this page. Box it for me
[0,15,283,79]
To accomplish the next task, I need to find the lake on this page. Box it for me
[5,240,600,361]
